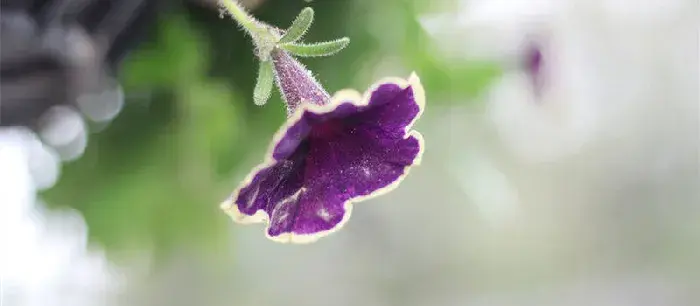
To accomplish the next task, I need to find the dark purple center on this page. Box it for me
[309,119,345,140]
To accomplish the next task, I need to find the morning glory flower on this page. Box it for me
[218,1,425,243]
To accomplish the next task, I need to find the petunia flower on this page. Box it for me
[218,1,425,243]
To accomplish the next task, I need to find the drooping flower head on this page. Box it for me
[218,1,425,243]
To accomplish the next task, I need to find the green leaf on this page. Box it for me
[253,60,274,105]
[279,37,350,57]
[278,7,314,44]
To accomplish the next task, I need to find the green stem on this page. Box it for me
[220,0,267,35]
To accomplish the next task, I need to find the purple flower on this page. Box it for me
[220,52,425,243]
[217,2,425,243]
[523,42,546,98]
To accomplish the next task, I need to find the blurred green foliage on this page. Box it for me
[42,0,500,258]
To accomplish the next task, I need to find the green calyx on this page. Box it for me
[219,0,350,105]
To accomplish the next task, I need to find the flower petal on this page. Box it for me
[272,73,425,160]
[266,129,422,242]
[302,126,423,201]
[352,80,424,136]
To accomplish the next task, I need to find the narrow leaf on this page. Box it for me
[280,38,350,57]
[278,7,314,44]
[253,60,274,105]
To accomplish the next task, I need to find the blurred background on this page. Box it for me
[1,0,698,305]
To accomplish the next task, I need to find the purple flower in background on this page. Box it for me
[221,51,425,243]
[524,42,545,96]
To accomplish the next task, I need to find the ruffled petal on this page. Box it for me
[221,73,425,243]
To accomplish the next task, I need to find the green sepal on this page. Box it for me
[253,60,274,105]
[278,7,314,44]
[279,37,350,57]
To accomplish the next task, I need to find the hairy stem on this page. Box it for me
[219,0,267,36]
